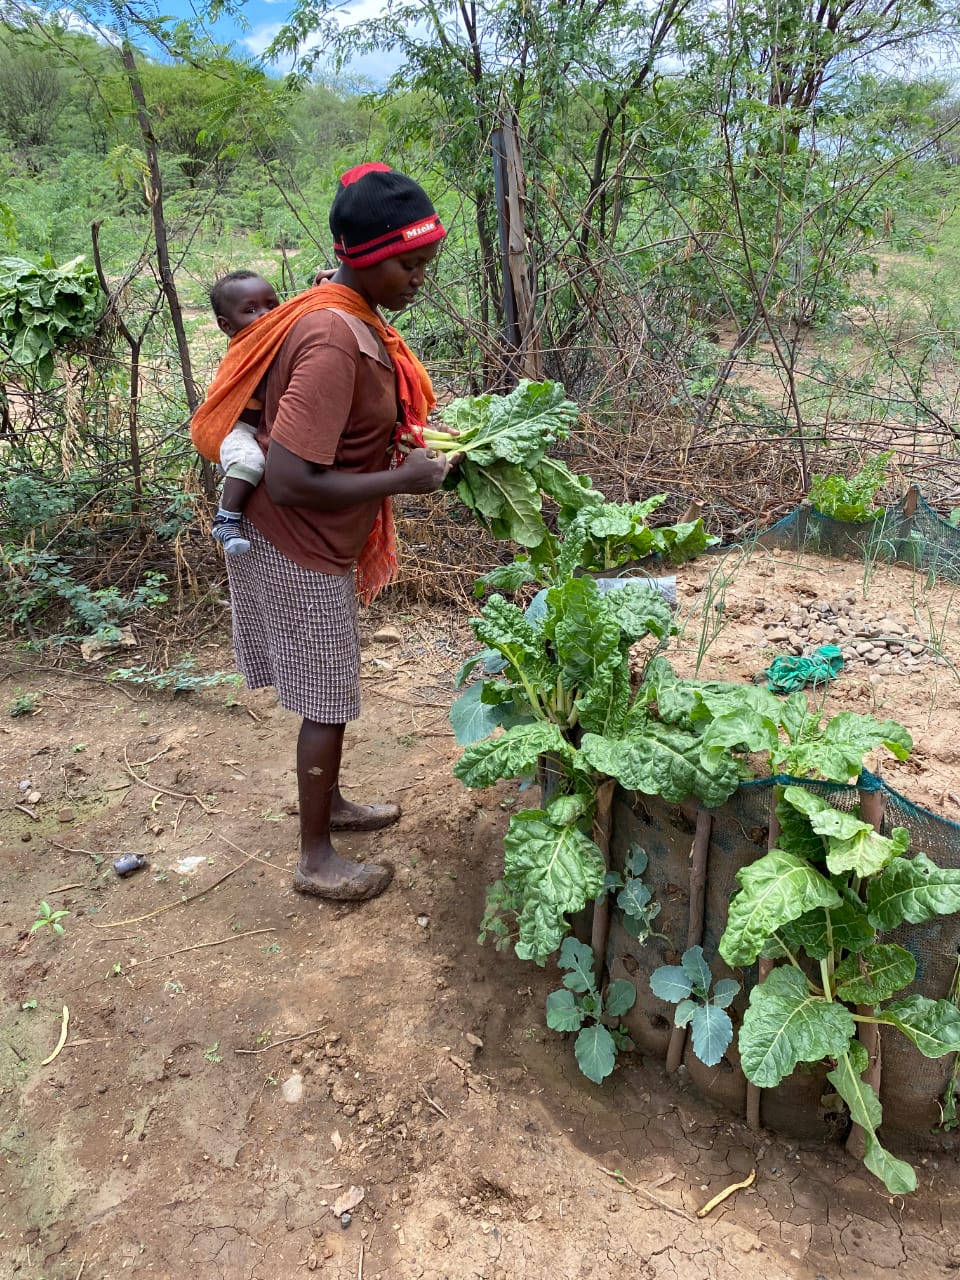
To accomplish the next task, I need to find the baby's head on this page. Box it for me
[210,271,280,338]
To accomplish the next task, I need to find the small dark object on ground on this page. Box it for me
[113,853,148,877]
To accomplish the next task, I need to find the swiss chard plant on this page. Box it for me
[450,579,743,963]
[545,936,636,1083]
[475,493,716,595]
[808,451,892,523]
[718,783,960,1194]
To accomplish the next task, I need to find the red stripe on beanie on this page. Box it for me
[340,162,392,187]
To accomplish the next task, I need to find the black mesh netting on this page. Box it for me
[752,492,960,583]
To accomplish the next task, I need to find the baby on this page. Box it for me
[207,270,280,555]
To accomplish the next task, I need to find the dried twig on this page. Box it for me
[40,1005,70,1066]
[89,857,252,928]
[599,1165,692,1220]
[133,927,276,966]
[419,1083,450,1120]
[122,745,221,815]
[48,883,86,894]
[234,1026,327,1055]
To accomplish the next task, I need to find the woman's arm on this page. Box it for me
[265,439,455,510]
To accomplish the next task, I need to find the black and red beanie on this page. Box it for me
[329,162,446,269]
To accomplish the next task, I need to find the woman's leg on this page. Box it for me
[295,718,394,899]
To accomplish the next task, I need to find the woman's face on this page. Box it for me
[352,241,442,312]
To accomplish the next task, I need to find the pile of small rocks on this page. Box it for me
[758,590,933,675]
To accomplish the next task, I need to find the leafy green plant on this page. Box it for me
[31,900,69,936]
[452,579,740,963]
[808,451,893,523]
[7,691,39,717]
[719,783,960,1194]
[203,1041,223,1064]
[109,657,243,694]
[605,845,662,942]
[545,937,636,1083]
[650,946,740,1067]
[0,253,101,385]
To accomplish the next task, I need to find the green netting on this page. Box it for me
[604,769,960,1147]
[749,491,960,583]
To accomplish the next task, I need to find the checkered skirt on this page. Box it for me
[225,520,361,722]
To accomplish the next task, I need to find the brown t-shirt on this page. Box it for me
[245,310,398,574]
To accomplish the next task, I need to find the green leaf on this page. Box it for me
[546,792,592,827]
[546,577,621,693]
[471,595,550,687]
[642,656,698,726]
[546,988,585,1032]
[739,966,856,1088]
[504,811,606,965]
[879,996,960,1058]
[617,878,653,920]
[574,1022,618,1083]
[691,1004,734,1067]
[440,379,578,466]
[867,852,960,932]
[604,979,638,1018]
[459,457,547,546]
[449,682,506,745]
[681,945,712,995]
[827,1044,916,1194]
[476,558,541,595]
[454,722,571,789]
[575,662,633,737]
[719,850,842,967]
[712,979,741,1009]
[558,935,597,994]
[767,892,876,962]
[530,455,603,518]
[675,998,698,1027]
[579,720,740,808]
[782,712,912,782]
[650,965,693,1003]
[782,786,909,876]
[599,584,674,641]
[833,945,916,1005]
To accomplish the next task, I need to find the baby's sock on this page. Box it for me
[211,507,251,556]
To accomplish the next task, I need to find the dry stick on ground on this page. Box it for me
[598,1165,693,1219]
[419,1084,450,1120]
[216,831,291,874]
[133,927,277,967]
[89,857,253,929]
[121,745,221,815]
[235,1027,327,1055]
[666,808,713,1075]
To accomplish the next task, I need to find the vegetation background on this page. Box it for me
[1,0,960,656]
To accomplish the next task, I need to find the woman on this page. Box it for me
[192,164,456,902]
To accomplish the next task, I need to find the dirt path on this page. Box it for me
[2,596,959,1280]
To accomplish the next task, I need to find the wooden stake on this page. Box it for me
[590,781,616,973]
[666,807,712,1074]
[846,786,885,1160]
[747,796,780,1129]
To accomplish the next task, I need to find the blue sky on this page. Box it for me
[157,0,403,84]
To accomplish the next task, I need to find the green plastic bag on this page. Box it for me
[765,644,844,694]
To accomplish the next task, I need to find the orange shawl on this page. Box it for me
[191,283,434,604]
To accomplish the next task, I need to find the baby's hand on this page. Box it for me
[313,268,337,287]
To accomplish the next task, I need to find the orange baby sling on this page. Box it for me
[191,282,434,604]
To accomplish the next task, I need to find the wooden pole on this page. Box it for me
[666,807,713,1074]
[846,786,885,1160]
[746,795,781,1128]
[590,781,616,971]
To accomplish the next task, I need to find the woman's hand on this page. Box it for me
[394,447,461,494]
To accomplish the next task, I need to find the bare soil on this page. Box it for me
[3,564,960,1280]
